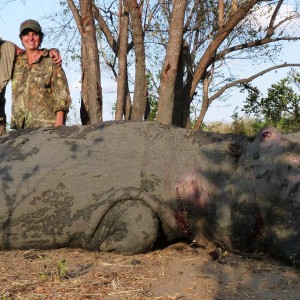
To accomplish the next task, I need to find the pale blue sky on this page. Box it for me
[1,0,300,124]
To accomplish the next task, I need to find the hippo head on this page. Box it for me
[230,126,300,264]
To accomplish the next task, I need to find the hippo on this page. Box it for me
[0,121,242,254]
[0,121,298,266]
[229,126,300,265]
[179,126,300,266]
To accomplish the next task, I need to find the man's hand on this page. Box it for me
[15,45,25,55]
[49,48,62,66]
[55,111,65,127]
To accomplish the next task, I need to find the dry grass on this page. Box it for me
[203,119,259,136]
[1,244,299,300]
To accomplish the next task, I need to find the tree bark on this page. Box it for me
[172,41,192,127]
[231,0,238,13]
[218,0,224,28]
[80,42,90,124]
[156,0,188,125]
[67,0,103,124]
[194,73,210,130]
[128,0,147,121]
[115,0,130,120]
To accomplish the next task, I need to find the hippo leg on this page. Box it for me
[95,200,159,255]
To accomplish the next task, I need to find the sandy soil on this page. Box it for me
[0,242,299,300]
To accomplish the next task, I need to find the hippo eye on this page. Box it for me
[262,131,271,138]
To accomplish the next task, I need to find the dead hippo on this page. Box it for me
[0,121,241,254]
[0,122,298,267]
[228,126,300,266]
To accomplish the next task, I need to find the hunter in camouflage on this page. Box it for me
[11,19,70,129]
[0,33,63,134]
[11,49,71,128]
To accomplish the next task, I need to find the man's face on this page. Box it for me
[20,29,41,50]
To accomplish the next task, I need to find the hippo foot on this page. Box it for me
[96,200,159,255]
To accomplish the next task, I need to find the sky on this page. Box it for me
[1,0,300,125]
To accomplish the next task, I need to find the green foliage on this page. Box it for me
[242,70,300,132]
[229,107,263,135]
[146,95,158,121]
[36,255,69,281]
[38,254,49,281]
[57,258,68,279]
[203,117,264,136]
[145,72,159,121]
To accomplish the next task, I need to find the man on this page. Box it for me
[0,39,15,135]
[0,35,62,135]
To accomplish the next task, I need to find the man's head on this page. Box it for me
[19,19,44,46]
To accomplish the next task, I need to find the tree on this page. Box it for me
[46,0,300,127]
[145,0,300,128]
[67,0,102,124]
[127,0,147,121]
[242,70,300,129]
[180,0,300,128]
[156,0,188,125]
[115,0,131,120]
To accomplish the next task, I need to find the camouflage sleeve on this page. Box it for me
[0,40,16,92]
[51,64,71,113]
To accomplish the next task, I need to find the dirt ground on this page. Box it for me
[0,242,299,300]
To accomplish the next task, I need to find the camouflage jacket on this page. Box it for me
[11,49,71,129]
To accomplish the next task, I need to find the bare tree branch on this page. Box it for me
[215,36,300,61]
[66,0,83,35]
[208,63,300,105]
[266,0,283,37]
[92,2,118,53]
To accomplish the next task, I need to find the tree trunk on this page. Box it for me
[115,0,130,120]
[156,0,188,125]
[173,40,194,128]
[67,0,103,124]
[80,42,90,124]
[128,0,147,121]
[125,87,132,120]
[80,0,102,123]
[194,74,210,130]
[172,47,184,127]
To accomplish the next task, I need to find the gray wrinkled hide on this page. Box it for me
[0,121,299,266]
[230,126,300,265]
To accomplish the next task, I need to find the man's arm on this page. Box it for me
[16,45,62,66]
